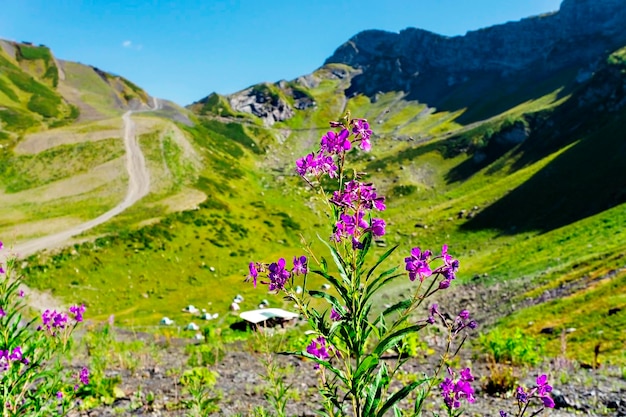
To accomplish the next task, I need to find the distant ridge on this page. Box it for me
[325,0,626,101]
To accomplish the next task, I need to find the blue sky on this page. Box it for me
[1,0,562,106]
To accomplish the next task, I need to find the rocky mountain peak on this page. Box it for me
[324,0,626,100]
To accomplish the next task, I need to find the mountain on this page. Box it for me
[324,0,626,122]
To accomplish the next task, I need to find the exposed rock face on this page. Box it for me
[227,82,315,126]
[228,85,294,126]
[325,0,626,98]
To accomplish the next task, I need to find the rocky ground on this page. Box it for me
[70,341,626,417]
[69,279,626,417]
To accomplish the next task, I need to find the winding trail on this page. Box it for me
[11,107,152,258]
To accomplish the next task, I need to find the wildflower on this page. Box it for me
[306,336,331,364]
[352,119,372,151]
[499,411,509,417]
[40,309,69,333]
[320,129,351,154]
[516,386,529,404]
[69,304,86,322]
[370,218,386,237]
[18,290,24,297]
[292,255,308,276]
[536,374,555,408]
[440,367,476,410]
[0,308,5,317]
[330,307,342,321]
[267,258,290,292]
[247,262,259,287]
[405,247,432,282]
[79,367,89,385]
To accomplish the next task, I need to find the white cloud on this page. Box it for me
[122,40,132,48]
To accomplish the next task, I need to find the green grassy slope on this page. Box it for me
[8,41,626,364]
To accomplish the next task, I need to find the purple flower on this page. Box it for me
[306,336,331,364]
[440,367,476,410]
[370,218,386,237]
[536,374,554,408]
[330,308,342,321]
[296,153,338,179]
[41,309,69,333]
[56,391,63,399]
[248,262,259,287]
[320,129,351,154]
[69,304,86,322]
[404,247,432,282]
[0,308,5,317]
[458,310,470,321]
[500,411,509,417]
[516,386,529,404]
[267,258,290,292]
[18,290,24,298]
[79,367,89,385]
[292,256,308,276]
[352,119,372,151]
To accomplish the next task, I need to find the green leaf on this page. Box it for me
[362,362,390,416]
[375,379,428,417]
[366,244,399,281]
[310,269,349,304]
[373,324,428,356]
[353,354,380,388]
[356,231,373,272]
[317,235,351,286]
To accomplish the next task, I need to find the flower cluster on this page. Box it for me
[73,367,90,390]
[306,336,334,368]
[247,256,308,292]
[0,347,29,372]
[427,304,477,333]
[515,374,555,408]
[405,244,459,288]
[69,304,86,322]
[295,119,384,248]
[440,367,476,409]
[40,309,69,333]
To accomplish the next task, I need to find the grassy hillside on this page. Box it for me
[3,39,624,365]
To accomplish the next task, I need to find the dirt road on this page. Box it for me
[10,109,151,258]
[2,104,155,310]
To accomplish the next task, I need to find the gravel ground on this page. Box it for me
[70,279,626,417]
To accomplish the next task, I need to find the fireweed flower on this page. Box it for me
[405,247,433,282]
[79,367,90,385]
[0,308,5,317]
[267,258,290,292]
[69,304,86,322]
[370,218,386,237]
[40,309,69,333]
[440,367,476,409]
[320,129,351,154]
[330,307,342,321]
[352,119,372,151]
[306,336,332,368]
[292,256,308,276]
[330,181,386,212]
[296,152,338,179]
[247,262,259,287]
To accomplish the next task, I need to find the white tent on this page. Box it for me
[239,308,299,325]
[186,322,200,331]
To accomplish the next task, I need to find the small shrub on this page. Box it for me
[477,328,545,366]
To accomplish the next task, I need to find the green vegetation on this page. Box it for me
[0,38,623,371]
[0,138,124,193]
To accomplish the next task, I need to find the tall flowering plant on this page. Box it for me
[0,242,88,416]
[247,114,477,417]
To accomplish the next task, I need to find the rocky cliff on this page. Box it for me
[325,0,626,101]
